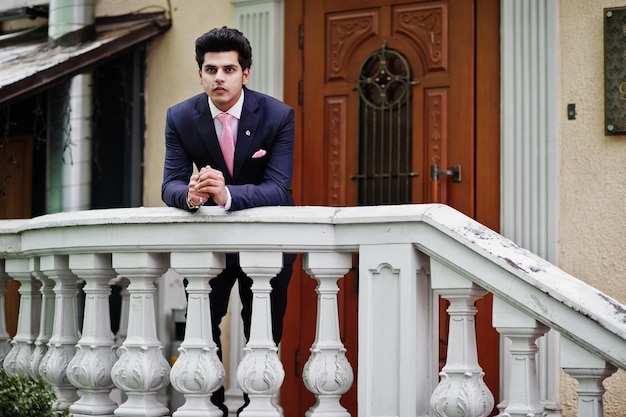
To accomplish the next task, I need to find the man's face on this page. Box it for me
[199,50,250,112]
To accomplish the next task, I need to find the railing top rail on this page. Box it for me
[416,205,626,368]
[1,205,435,256]
[0,203,625,368]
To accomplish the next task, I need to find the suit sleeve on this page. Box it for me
[161,106,195,210]
[228,105,295,211]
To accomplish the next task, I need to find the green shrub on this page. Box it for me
[0,368,69,417]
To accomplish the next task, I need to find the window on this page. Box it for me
[355,45,413,205]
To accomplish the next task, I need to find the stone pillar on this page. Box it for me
[302,251,354,417]
[67,253,119,417]
[561,338,617,417]
[493,296,548,417]
[4,257,41,378]
[430,259,494,417]
[112,275,130,347]
[237,251,285,417]
[169,251,226,417]
[111,252,170,417]
[39,254,80,409]
[30,257,55,379]
[358,244,432,417]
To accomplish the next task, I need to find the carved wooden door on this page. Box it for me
[281,1,501,415]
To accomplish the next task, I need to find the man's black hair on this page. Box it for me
[195,26,253,70]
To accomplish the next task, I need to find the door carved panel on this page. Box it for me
[327,12,380,81]
[393,3,448,71]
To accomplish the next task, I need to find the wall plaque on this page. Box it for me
[605,7,626,134]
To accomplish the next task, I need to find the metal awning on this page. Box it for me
[0,12,171,105]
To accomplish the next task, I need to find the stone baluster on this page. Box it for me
[3,257,41,378]
[169,251,226,417]
[66,253,119,416]
[224,283,246,413]
[0,259,11,365]
[39,254,80,409]
[112,275,130,348]
[111,252,170,417]
[561,337,617,417]
[302,251,354,417]
[430,259,494,417]
[30,257,55,379]
[493,296,549,417]
[108,275,130,407]
[237,251,285,417]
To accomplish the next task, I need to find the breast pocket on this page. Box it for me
[245,153,268,181]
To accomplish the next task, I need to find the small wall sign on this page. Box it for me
[605,7,626,134]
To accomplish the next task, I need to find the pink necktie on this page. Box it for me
[217,112,235,176]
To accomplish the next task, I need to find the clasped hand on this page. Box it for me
[188,166,228,206]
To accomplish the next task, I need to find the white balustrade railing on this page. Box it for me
[0,204,625,417]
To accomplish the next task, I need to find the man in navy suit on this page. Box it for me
[161,26,295,416]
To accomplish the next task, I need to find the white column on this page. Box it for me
[4,257,41,378]
[500,2,560,414]
[66,253,119,417]
[111,252,170,417]
[39,254,80,409]
[237,251,285,417]
[561,338,617,417]
[231,0,284,99]
[430,259,494,417]
[500,0,558,260]
[302,251,354,417]
[493,296,548,417]
[169,251,226,417]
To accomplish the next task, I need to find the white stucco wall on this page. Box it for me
[559,0,626,313]
[559,1,626,416]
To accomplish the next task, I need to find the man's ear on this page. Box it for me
[198,69,203,84]
[242,68,250,86]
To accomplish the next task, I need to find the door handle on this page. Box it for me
[430,164,462,182]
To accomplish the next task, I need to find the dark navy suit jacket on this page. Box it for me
[161,87,295,211]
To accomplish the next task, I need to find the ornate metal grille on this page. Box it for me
[353,44,414,206]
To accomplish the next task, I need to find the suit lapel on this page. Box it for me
[234,89,260,177]
[192,95,229,175]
